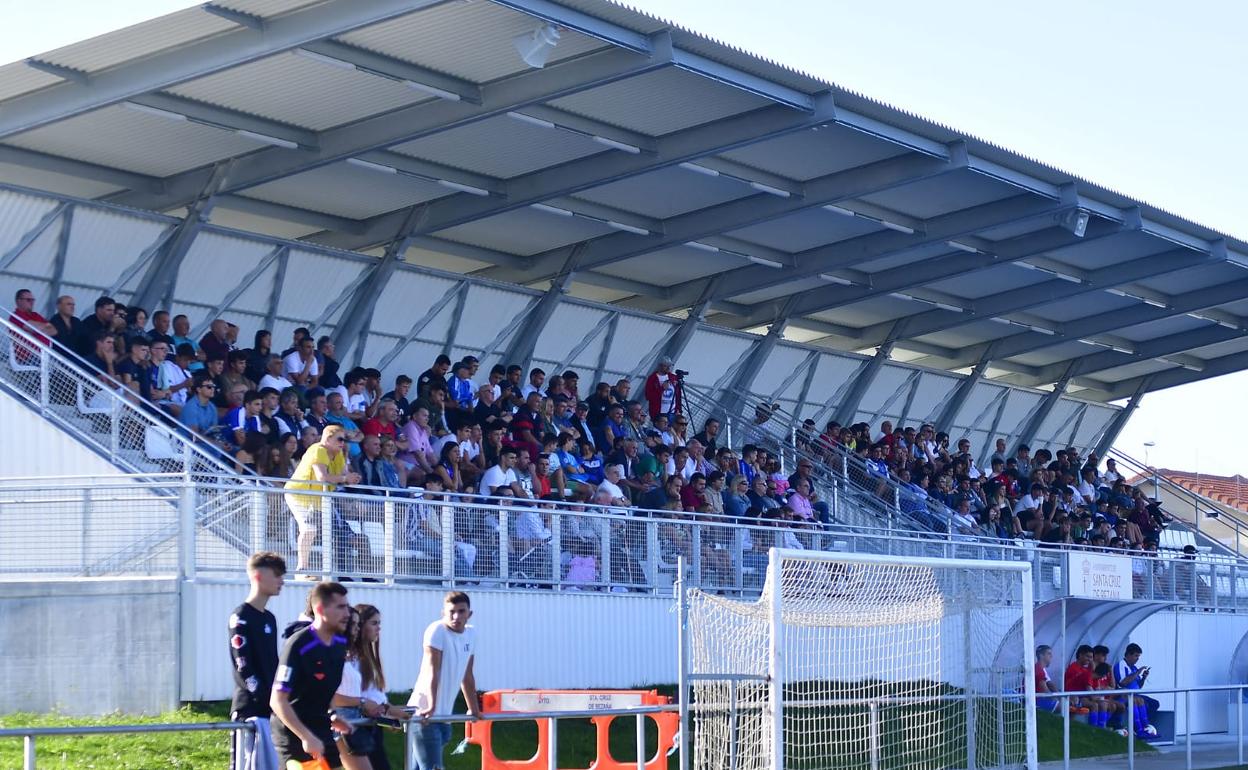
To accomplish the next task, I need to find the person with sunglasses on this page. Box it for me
[180,374,225,442]
[285,425,363,576]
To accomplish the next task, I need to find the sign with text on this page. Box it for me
[1068,551,1134,600]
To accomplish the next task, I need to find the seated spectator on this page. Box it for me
[223,390,268,447]
[48,294,82,354]
[77,296,117,358]
[472,382,507,429]
[244,330,271,384]
[382,374,412,419]
[412,382,450,437]
[403,476,473,576]
[361,398,409,454]
[610,377,632,405]
[950,499,982,539]
[170,313,202,371]
[520,367,546,399]
[378,436,409,489]
[1034,645,1061,712]
[681,473,709,513]
[748,475,781,515]
[401,405,437,481]
[432,441,465,494]
[235,430,268,474]
[281,335,319,390]
[481,447,526,499]
[82,330,120,387]
[578,440,604,485]
[641,473,681,512]
[723,474,752,519]
[221,350,255,396]
[786,478,819,523]
[115,336,155,402]
[199,319,231,363]
[273,387,309,439]
[351,434,394,490]
[9,288,57,362]
[179,376,224,443]
[693,418,720,454]
[597,463,630,510]
[304,390,331,437]
[417,354,451,399]
[446,360,475,414]
[258,353,293,391]
[324,391,364,459]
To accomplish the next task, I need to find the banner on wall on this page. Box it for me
[1068,551,1134,600]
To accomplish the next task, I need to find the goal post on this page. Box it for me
[681,548,1037,770]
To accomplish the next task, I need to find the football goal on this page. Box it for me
[678,549,1036,770]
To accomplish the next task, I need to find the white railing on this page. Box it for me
[4,474,1248,611]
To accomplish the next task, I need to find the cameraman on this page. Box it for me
[645,355,684,421]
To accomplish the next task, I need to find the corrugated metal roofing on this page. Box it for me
[718,124,909,181]
[437,206,615,256]
[166,51,430,131]
[571,166,753,218]
[0,63,61,104]
[3,104,262,177]
[337,0,610,84]
[391,114,608,178]
[216,0,328,19]
[37,8,237,74]
[549,67,771,135]
[239,162,453,219]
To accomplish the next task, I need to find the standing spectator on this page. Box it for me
[417,354,451,398]
[270,582,354,770]
[77,296,116,357]
[643,356,683,419]
[284,425,362,575]
[332,603,398,770]
[283,336,320,390]
[49,295,82,355]
[406,592,482,770]
[171,314,203,371]
[228,551,286,770]
[259,354,294,392]
[279,328,308,358]
[9,288,57,362]
[199,318,231,362]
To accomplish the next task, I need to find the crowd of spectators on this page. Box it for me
[8,289,1179,587]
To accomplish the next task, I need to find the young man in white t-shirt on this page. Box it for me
[407,592,482,770]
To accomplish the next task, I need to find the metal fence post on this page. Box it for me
[1062,695,1070,770]
[868,702,881,770]
[1127,694,1134,770]
[249,490,266,554]
[23,734,34,770]
[498,508,510,583]
[441,503,455,584]
[178,481,195,580]
[383,497,396,584]
[1185,690,1191,770]
[321,494,334,577]
[38,350,49,408]
[547,717,559,770]
[635,713,646,770]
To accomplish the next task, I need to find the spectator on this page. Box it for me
[351,434,391,489]
[180,376,223,441]
[417,354,451,398]
[644,355,682,420]
[235,430,269,474]
[482,446,526,499]
[585,381,612,427]
[723,474,752,518]
[9,288,57,362]
[446,360,475,416]
[401,405,437,481]
[432,441,465,494]
[115,336,155,402]
[748,475,781,515]
[343,369,370,422]
[244,330,271,384]
[377,436,408,490]
[598,464,630,509]
[225,390,268,447]
[692,418,720,454]
[521,367,546,399]
[315,336,342,394]
[282,335,319,390]
[304,390,330,436]
[77,295,116,357]
[578,439,604,485]
[610,377,632,404]
[382,374,413,418]
[274,388,309,439]
[258,354,293,392]
[170,314,202,371]
[1034,645,1061,712]
[199,318,231,362]
[48,294,82,355]
[325,391,364,459]
[681,472,709,513]
[82,329,120,386]
[221,350,255,396]
[1113,643,1157,737]
[598,403,626,450]
[283,424,363,574]
[786,477,817,522]
[362,398,408,449]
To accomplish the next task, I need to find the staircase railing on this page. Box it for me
[1107,447,1248,559]
[679,383,952,535]
[0,309,258,573]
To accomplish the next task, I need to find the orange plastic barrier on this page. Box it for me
[464,689,678,770]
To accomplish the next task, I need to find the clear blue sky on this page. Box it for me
[5,0,1248,474]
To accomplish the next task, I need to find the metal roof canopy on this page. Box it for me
[1,0,1246,406]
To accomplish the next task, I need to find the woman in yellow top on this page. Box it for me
[285,425,361,575]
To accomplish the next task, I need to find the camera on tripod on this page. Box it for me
[674,369,689,378]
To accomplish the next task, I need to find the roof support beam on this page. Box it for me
[0,0,447,139]
[42,206,74,318]
[125,92,319,149]
[215,195,366,235]
[592,312,620,387]
[866,369,921,429]
[700,198,1083,327]
[190,244,287,339]
[0,145,164,194]
[113,45,671,212]
[556,310,617,376]
[0,201,69,273]
[502,243,585,372]
[129,162,232,313]
[1011,362,1077,454]
[374,279,468,373]
[1092,383,1146,459]
[830,322,905,426]
[333,205,428,368]
[263,246,290,333]
[973,388,1012,469]
[627,277,722,383]
[927,343,998,433]
[1107,348,1248,400]
[717,296,801,421]
[310,98,837,252]
[482,149,959,285]
[768,350,820,405]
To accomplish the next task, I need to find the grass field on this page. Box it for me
[0,693,1150,769]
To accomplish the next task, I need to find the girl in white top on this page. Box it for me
[333,604,397,770]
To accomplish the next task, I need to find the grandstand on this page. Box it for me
[4,0,1248,767]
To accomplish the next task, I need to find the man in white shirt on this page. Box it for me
[598,464,630,508]
[258,354,294,392]
[282,336,320,389]
[407,592,482,770]
[481,447,527,498]
[519,367,546,399]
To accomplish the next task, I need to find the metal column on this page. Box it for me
[1011,361,1077,453]
[926,345,996,431]
[502,243,586,371]
[830,322,904,426]
[1092,377,1150,457]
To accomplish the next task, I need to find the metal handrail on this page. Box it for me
[0,720,254,770]
[0,307,250,479]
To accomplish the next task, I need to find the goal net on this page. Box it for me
[683,549,1035,770]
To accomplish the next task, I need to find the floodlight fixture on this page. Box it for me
[513,23,561,69]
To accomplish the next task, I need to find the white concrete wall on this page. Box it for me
[0,386,130,478]
[0,578,180,715]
